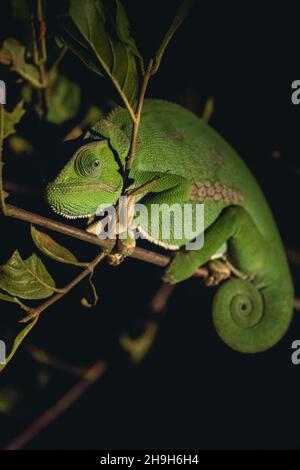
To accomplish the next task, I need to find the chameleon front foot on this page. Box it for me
[107,236,136,266]
[162,251,199,284]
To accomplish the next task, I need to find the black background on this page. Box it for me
[0,0,300,450]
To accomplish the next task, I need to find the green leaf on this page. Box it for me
[0,317,38,373]
[0,38,41,88]
[46,71,81,124]
[0,292,30,311]
[58,0,140,106]
[112,0,143,62]
[3,101,26,139]
[31,225,84,266]
[152,0,196,75]
[0,250,55,299]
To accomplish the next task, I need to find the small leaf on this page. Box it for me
[152,0,196,75]
[0,250,55,299]
[82,105,105,127]
[120,322,159,364]
[202,97,214,123]
[0,38,41,88]
[31,226,83,266]
[8,135,33,155]
[3,101,25,139]
[59,0,140,106]
[0,292,30,311]
[46,71,81,124]
[0,317,38,373]
[0,387,20,413]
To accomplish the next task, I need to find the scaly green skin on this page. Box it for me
[46,99,294,353]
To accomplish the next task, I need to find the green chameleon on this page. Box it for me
[46,99,294,353]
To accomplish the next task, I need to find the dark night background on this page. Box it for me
[0,0,300,450]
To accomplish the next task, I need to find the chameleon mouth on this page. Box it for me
[46,180,122,219]
[48,182,120,194]
[49,204,93,219]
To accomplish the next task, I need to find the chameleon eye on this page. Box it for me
[75,152,102,178]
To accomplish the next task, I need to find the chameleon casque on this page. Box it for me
[46,99,294,353]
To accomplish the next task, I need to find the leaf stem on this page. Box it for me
[126,59,153,171]
[0,104,7,215]
[31,0,48,113]
[91,45,136,123]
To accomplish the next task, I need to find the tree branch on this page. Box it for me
[3,203,209,278]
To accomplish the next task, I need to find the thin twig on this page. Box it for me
[294,298,300,311]
[3,203,208,278]
[91,44,136,124]
[4,360,108,450]
[0,104,6,215]
[150,282,176,314]
[20,251,106,323]
[3,180,41,197]
[126,59,154,171]
[31,0,48,116]
[37,0,47,65]
[287,248,300,268]
[120,282,176,364]
[25,344,88,377]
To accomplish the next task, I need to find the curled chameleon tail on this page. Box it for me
[213,277,294,353]
[165,204,294,353]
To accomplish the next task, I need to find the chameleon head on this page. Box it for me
[46,140,123,219]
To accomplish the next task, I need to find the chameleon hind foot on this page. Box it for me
[221,255,255,282]
[205,260,231,287]
[205,256,254,287]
